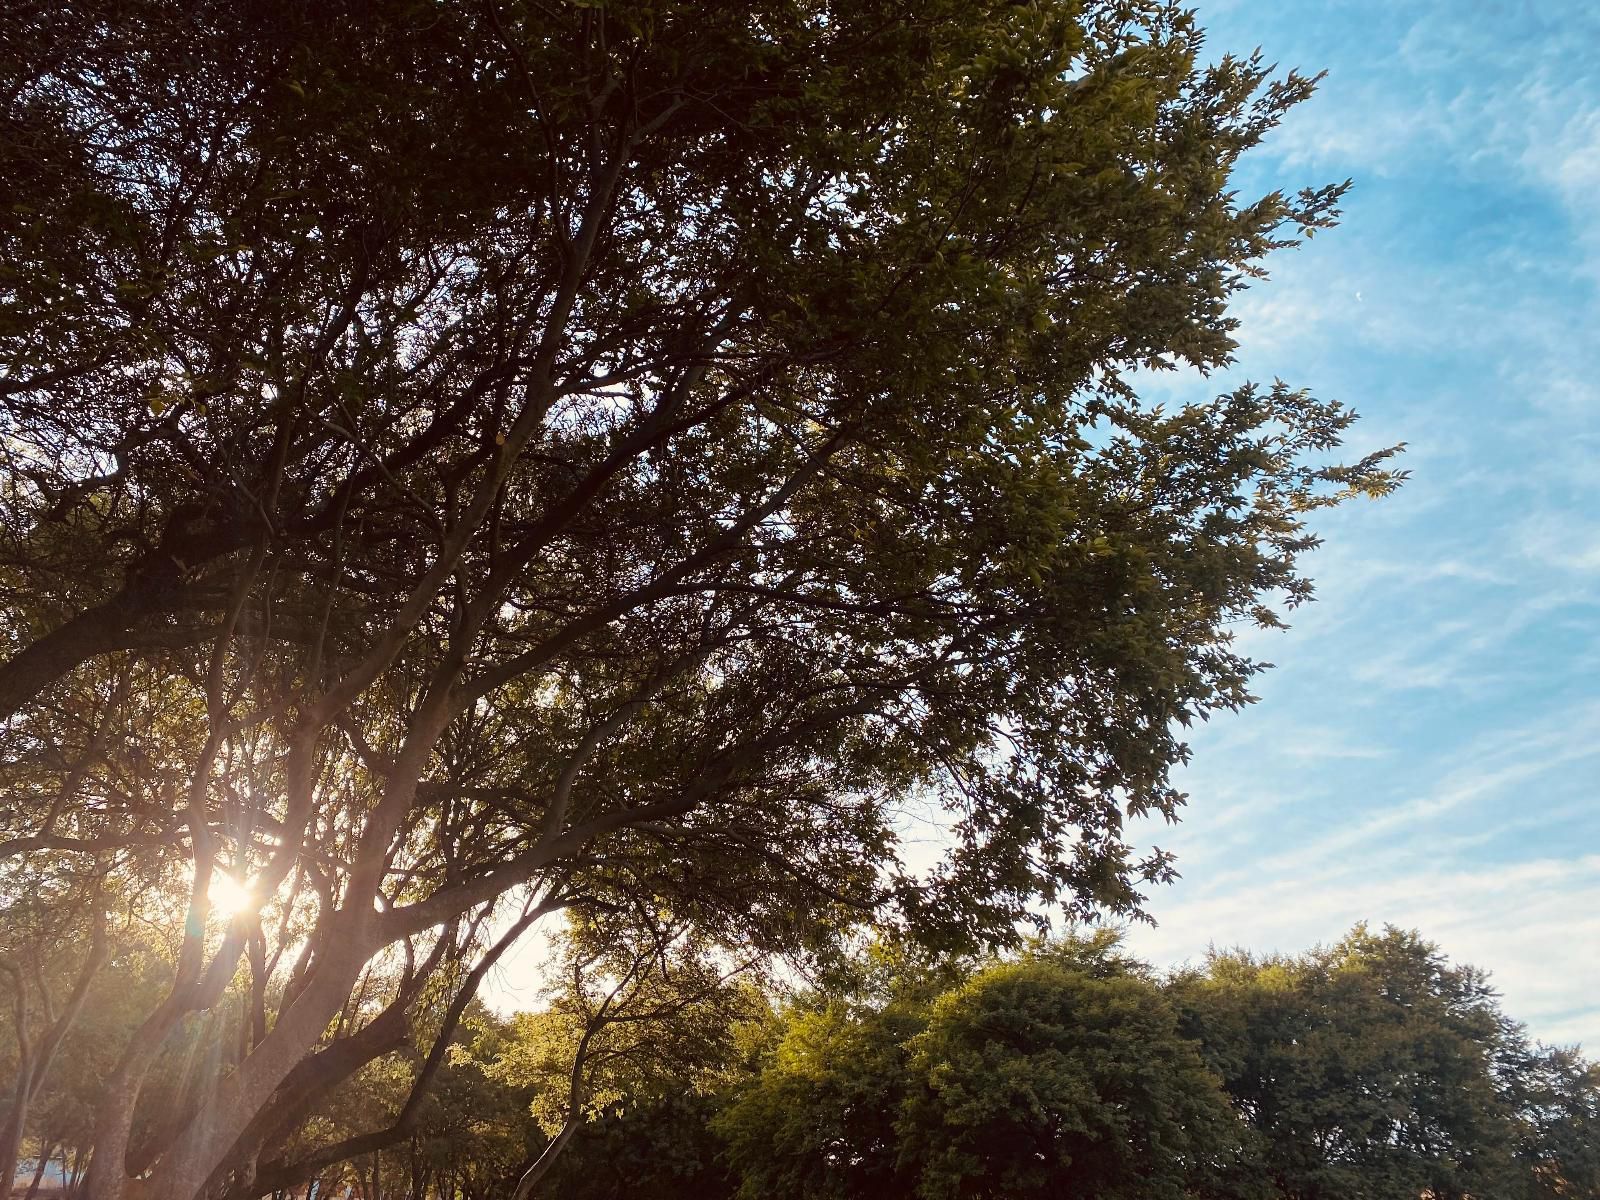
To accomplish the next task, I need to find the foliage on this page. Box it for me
[534,1092,739,1200]
[718,993,920,1199]
[899,959,1240,1200]
[0,0,1399,1194]
[1501,1042,1600,1200]
[712,927,1599,1200]
[489,914,766,1137]
[719,933,1243,1200]
[1171,925,1537,1200]
[45,922,1569,1200]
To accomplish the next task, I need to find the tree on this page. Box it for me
[1504,1042,1600,1200]
[499,914,766,1200]
[899,954,1244,1200]
[310,1002,545,1200]
[0,1,1396,1196]
[717,976,924,1199]
[0,864,108,1191]
[719,933,1247,1200]
[290,924,1590,1200]
[1172,925,1530,1200]
[487,912,766,1199]
[532,1092,739,1200]
[0,922,173,1199]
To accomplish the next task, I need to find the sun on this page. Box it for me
[209,871,258,919]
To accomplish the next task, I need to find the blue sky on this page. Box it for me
[1123,0,1600,1049]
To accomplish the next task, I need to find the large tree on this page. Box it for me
[717,933,1247,1200]
[1171,926,1532,1200]
[0,0,1396,1196]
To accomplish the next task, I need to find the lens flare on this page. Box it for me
[209,871,256,919]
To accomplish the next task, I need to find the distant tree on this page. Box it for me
[409,1006,543,1200]
[0,1,1396,1195]
[0,909,172,1199]
[712,935,971,1200]
[717,986,920,1199]
[232,924,1591,1200]
[1504,1041,1600,1200]
[534,1092,739,1200]
[1172,925,1529,1200]
[720,933,1246,1200]
[897,954,1244,1200]
[483,910,767,1200]
[0,867,107,1190]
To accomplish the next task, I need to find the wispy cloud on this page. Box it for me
[1517,514,1600,573]
[1121,0,1600,1050]
[1129,854,1600,1049]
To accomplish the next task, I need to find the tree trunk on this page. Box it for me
[23,1142,55,1200]
[0,1095,30,1200]
[3,913,108,1196]
[509,1120,581,1200]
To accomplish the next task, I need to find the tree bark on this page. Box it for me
[234,904,550,1200]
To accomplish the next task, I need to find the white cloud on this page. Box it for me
[1109,0,1600,1058]
[1517,514,1600,573]
[1279,735,1388,761]
[1133,688,1600,1047]
[1129,853,1600,1049]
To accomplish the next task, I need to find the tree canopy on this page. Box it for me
[0,1,1397,1196]
[719,933,1246,1200]
[573,927,1599,1200]
[1170,926,1595,1200]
